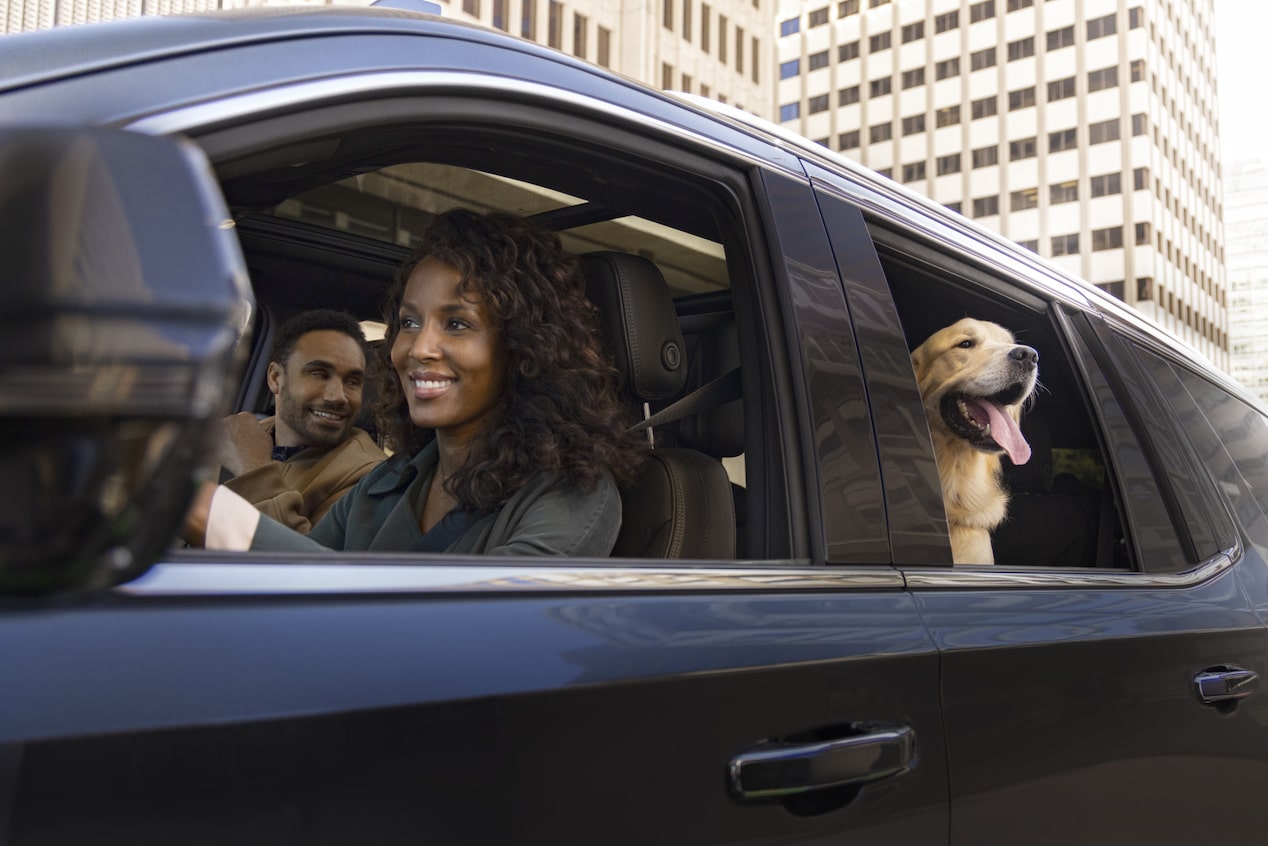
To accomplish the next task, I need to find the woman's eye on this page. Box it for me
[399,316,419,330]
[446,318,470,331]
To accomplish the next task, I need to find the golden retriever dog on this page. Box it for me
[911,318,1039,564]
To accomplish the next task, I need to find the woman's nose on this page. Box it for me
[409,322,441,361]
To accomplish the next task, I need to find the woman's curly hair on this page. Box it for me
[371,207,647,511]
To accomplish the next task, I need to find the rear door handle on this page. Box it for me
[1193,666,1259,705]
[728,725,915,800]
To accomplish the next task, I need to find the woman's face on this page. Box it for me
[391,256,508,448]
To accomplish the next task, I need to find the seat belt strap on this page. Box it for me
[629,367,742,435]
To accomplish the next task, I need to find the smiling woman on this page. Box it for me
[186,208,647,557]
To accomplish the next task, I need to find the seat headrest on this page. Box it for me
[581,251,687,402]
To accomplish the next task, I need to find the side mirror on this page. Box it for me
[0,127,253,595]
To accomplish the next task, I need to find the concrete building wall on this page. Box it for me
[777,0,1227,369]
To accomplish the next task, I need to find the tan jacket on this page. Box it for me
[224,417,387,533]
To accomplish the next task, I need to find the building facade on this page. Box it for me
[1225,158,1268,402]
[777,0,1227,368]
[3,0,775,119]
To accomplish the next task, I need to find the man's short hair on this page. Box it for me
[271,309,367,367]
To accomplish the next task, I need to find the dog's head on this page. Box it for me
[911,318,1039,465]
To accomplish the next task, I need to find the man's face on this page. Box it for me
[269,329,366,449]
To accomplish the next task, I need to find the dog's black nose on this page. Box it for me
[1010,345,1038,364]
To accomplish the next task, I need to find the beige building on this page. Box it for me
[3,0,775,119]
[777,0,1227,368]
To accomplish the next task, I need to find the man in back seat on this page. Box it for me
[218,309,387,533]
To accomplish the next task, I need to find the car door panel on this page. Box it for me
[6,577,948,844]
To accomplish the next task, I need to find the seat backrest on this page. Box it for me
[581,251,736,560]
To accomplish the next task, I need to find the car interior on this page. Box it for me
[201,116,1138,571]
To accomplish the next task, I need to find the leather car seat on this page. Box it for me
[581,251,736,560]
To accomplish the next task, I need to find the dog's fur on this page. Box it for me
[911,318,1039,564]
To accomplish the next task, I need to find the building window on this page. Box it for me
[1136,223,1152,245]
[1091,172,1122,196]
[1009,137,1037,160]
[972,146,999,168]
[779,15,799,35]
[839,0,859,16]
[809,6,830,26]
[936,105,961,127]
[597,26,611,65]
[809,94,830,113]
[1048,76,1075,100]
[870,31,892,51]
[1018,239,1039,252]
[1092,226,1124,250]
[780,59,800,79]
[945,201,963,213]
[1050,180,1078,203]
[752,36,761,83]
[973,195,1000,217]
[464,0,480,15]
[870,0,890,6]
[870,122,893,143]
[1087,12,1116,40]
[1134,167,1149,190]
[736,26,744,73]
[839,85,861,105]
[1008,87,1035,110]
[840,40,860,61]
[935,10,959,32]
[493,0,508,30]
[573,12,588,57]
[701,5,710,51]
[937,153,962,175]
[1010,188,1039,210]
[1046,25,1075,50]
[1136,276,1153,299]
[1128,6,1143,28]
[1048,128,1077,152]
[1089,118,1120,144]
[662,62,674,89]
[548,0,562,47]
[1088,66,1118,92]
[1051,233,1079,256]
[1130,59,1145,82]
[681,74,692,92]
[779,102,800,121]
[521,0,536,38]
[972,96,998,118]
[808,50,829,71]
[902,68,926,89]
[902,114,926,135]
[839,130,861,148]
[719,15,727,61]
[902,161,927,181]
[1099,280,1125,300]
[682,0,692,40]
[936,57,960,80]
[1008,37,1034,60]
[664,0,675,30]
[1132,113,1147,136]
[902,21,925,42]
[871,77,893,97]
[969,0,995,23]
[1007,0,1033,9]
[970,47,997,71]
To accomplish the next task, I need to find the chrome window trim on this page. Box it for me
[903,544,1240,590]
[124,71,805,181]
[116,562,904,596]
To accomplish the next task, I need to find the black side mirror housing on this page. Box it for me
[0,127,252,595]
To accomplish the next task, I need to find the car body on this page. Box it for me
[2,6,1267,844]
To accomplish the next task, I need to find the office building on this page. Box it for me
[1225,158,1268,401]
[777,0,1226,367]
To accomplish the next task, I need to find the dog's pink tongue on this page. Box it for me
[969,399,1031,465]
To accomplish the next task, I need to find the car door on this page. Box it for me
[807,169,1268,845]
[2,23,950,845]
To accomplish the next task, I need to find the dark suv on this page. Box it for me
[2,6,1266,844]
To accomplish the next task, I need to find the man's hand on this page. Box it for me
[218,412,275,477]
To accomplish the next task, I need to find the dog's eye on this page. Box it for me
[957,339,975,349]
